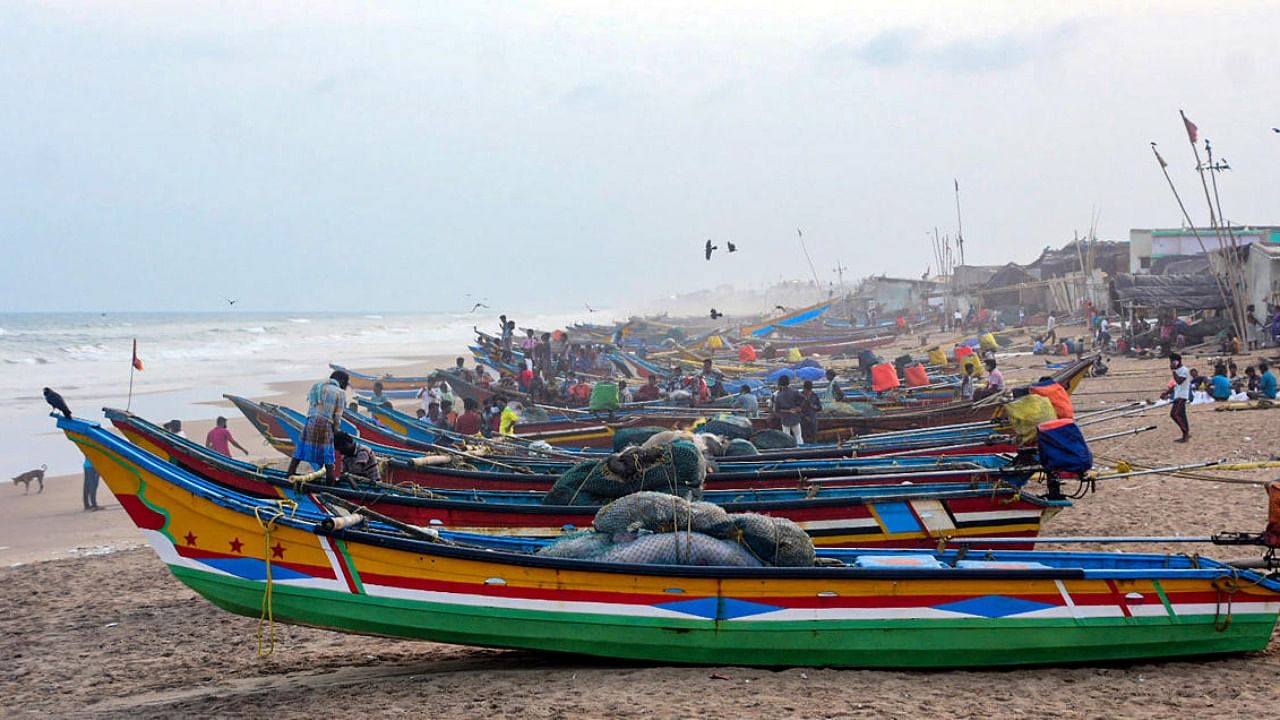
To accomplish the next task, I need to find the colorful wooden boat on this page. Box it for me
[103,409,1057,548]
[328,363,434,394]
[108,408,1030,494]
[60,413,1280,668]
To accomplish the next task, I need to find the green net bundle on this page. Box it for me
[702,415,754,440]
[542,440,707,506]
[751,428,796,449]
[533,494,815,567]
[612,426,670,451]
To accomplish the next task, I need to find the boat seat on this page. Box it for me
[852,555,945,569]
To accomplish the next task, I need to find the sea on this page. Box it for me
[0,310,598,477]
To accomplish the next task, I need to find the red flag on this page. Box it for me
[1180,110,1198,144]
[131,338,144,371]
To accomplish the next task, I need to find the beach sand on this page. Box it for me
[3,345,1280,718]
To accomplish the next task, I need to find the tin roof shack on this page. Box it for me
[1247,243,1280,318]
[853,276,941,316]
[1109,273,1231,347]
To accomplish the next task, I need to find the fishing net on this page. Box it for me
[596,533,763,566]
[594,491,696,535]
[612,426,670,451]
[721,513,816,567]
[751,429,797,449]
[821,402,880,417]
[724,438,759,456]
[542,441,706,506]
[703,416,754,440]
[535,529,615,559]
[591,494,814,567]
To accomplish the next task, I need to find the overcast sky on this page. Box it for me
[3,1,1277,312]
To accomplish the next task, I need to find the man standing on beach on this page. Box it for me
[82,458,100,511]
[205,416,248,457]
[1046,313,1057,345]
[286,370,349,483]
[1169,353,1190,443]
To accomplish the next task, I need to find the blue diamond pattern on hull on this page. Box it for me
[656,597,784,620]
[933,595,1057,618]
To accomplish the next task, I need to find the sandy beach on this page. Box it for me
[3,341,1280,718]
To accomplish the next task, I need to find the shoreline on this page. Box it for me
[1,356,457,566]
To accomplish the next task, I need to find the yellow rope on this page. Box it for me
[254,499,297,658]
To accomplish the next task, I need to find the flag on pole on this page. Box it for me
[131,339,144,371]
[1152,145,1168,169]
[954,178,959,192]
[1180,110,1198,144]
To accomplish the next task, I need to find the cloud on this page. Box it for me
[833,21,1081,74]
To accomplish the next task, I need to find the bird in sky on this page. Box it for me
[470,302,490,313]
[43,387,72,418]
[774,305,787,312]
[585,303,597,313]
[224,297,238,306]
[709,309,723,320]
[704,239,718,260]
[1273,127,1280,133]
[726,241,738,253]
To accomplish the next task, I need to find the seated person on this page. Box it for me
[334,432,380,483]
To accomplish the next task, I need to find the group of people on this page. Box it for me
[1165,354,1278,443]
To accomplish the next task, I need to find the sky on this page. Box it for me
[2,1,1278,313]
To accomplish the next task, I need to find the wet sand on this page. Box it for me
[3,345,1280,718]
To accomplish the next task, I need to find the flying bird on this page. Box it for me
[726,242,738,253]
[470,302,490,313]
[709,309,723,320]
[585,303,597,313]
[774,305,787,312]
[1273,128,1280,133]
[43,387,72,418]
[704,239,718,260]
[224,297,238,306]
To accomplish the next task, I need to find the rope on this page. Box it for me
[253,499,297,658]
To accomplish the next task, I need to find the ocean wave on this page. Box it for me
[363,314,383,319]
[240,326,268,334]
[288,318,311,324]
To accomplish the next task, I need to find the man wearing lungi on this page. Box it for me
[286,370,349,483]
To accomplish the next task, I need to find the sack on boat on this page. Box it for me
[589,382,620,411]
[597,532,763,566]
[724,438,759,456]
[870,363,900,392]
[1036,419,1092,474]
[979,332,998,352]
[543,441,707,506]
[751,428,797,449]
[904,363,930,387]
[704,415,754,440]
[927,347,948,366]
[612,426,669,451]
[1029,379,1074,419]
[1004,394,1058,444]
[961,355,985,378]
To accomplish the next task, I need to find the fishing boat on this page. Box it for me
[101,410,1059,548]
[59,413,1280,668]
[328,363,433,397]
[109,408,1031,494]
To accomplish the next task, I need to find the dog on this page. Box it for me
[12,465,47,494]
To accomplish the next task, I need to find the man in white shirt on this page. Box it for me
[1169,352,1190,443]
[1046,314,1057,344]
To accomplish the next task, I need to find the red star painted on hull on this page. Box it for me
[229,537,244,553]
[183,531,198,547]
[271,543,286,559]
